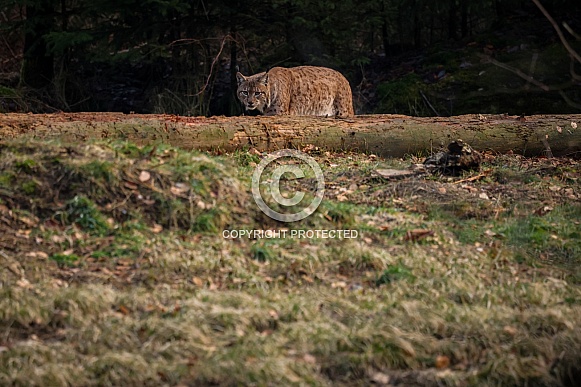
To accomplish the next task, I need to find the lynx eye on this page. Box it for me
[240,90,248,96]
[254,92,263,97]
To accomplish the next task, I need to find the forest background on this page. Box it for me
[1,0,580,116]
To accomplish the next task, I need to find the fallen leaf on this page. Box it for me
[16,229,31,239]
[461,184,478,193]
[370,371,390,385]
[479,192,490,200]
[7,262,22,276]
[303,354,317,364]
[139,170,151,182]
[118,305,130,315]
[170,183,189,195]
[534,205,553,216]
[248,147,261,156]
[150,223,163,233]
[404,229,434,242]
[124,181,138,190]
[572,122,578,129]
[25,251,49,259]
[484,229,497,237]
[18,216,38,227]
[16,278,32,289]
[503,325,518,335]
[435,355,450,369]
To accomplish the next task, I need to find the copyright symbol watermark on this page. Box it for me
[252,149,325,222]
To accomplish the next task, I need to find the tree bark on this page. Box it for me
[0,113,579,158]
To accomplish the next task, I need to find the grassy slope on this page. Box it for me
[0,140,580,386]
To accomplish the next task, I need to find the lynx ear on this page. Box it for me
[258,72,269,86]
[236,72,246,85]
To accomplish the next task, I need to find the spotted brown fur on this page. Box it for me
[236,66,354,117]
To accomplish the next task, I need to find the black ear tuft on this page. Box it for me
[236,72,246,85]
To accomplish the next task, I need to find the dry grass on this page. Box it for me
[1,140,581,386]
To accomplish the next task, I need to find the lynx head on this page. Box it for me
[236,71,270,113]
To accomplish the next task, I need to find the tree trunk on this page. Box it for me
[20,1,55,89]
[460,0,469,37]
[0,113,579,158]
[448,0,458,40]
[380,0,390,57]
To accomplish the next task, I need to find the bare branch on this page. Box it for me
[168,35,234,98]
[563,22,581,41]
[570,59,581,82]
[532,0,581,64]
[193,35,232,97]
[480,53,581,110]
[479,54,550,91]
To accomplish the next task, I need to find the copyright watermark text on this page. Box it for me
[223,229,359,239]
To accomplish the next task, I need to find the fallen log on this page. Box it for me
[0,113,579,157]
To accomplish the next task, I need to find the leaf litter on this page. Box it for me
[0,139,580,386]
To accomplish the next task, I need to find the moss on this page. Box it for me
[0,172,15,187]
[376,73,425,115]
[21,180,38,195]
[15,159,37,173]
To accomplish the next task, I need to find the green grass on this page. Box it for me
[50,253,80,268]
[1,139,580,386]
[498,204,581,266]
[64,195,111,236]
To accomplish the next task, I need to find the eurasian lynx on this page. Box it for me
[236,66,354,117]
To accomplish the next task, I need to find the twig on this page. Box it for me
[481,54,581,110]
[420,90,440,116]
[563,22,581,41]
[194,35,232,97]
[452,170,491,184]
[524,52,539,91]
[480,54,550,91]
[570,59,581,82]
[167,36,234,98]
[532,0,581,64]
